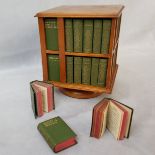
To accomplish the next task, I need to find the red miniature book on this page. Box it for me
[90,98,133,140]
[30,80,55,118]
[31,84,43,117]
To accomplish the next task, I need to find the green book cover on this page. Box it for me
[65,19,74,83]
[66,56,73,83]
[82,19,93,85]
[101,19,112,54]
[38,116,77,152]
[73,19,83,83]
[48,55,60,81]
[44,18,58,51]
[98,58,108,87]
[91,19,102,86]
[97,19,111,87]
[91,58,100,86]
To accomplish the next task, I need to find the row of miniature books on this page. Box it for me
[31,81,133,153]
[30,80,54,118]
[45,18,112,87]
[45,18,111,53]
[48,55,108,87]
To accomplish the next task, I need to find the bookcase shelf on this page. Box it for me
[35,5,124,98]
[46,50,111,58]
[50,64,118,93]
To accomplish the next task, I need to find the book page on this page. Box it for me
[33,83,48,112]
[107,101,123,140]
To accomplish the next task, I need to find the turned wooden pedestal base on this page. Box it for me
[59,88,102,99]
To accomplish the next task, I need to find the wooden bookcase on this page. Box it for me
[35,5,124,98]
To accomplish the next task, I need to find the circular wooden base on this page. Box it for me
[59,88,102,99]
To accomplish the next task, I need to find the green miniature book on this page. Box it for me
[97,19,111,87]
[73,19,83,84]
[91,19,102,86]
[98,59,108,87]
[38,116,77,153]
[82,19,93,85]
[44,18,58,50]
[48,55,60,81]
[65,19,74,83]
[101,19,112,54]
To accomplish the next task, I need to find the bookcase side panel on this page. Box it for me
[115,14,122,48]
[114,18,119,48]
[112,15,122,74]
[57,18,66,83]
[38,17,48,80]
[106,18,117,89]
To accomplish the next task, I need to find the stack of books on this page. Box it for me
[90,98,133,140]
[30,80,55,118]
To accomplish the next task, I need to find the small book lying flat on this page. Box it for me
[90,98,133,140]
[30,80,55,118]
[38,116,77,153]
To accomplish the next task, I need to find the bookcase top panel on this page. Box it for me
[35,5,124,18]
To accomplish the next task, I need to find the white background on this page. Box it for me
[0,0,155,155]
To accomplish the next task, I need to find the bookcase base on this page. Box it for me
[59,88,102,99]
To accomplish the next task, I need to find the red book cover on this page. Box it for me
[95,109,103,138]
[34,81,54,112]
[91,100,104,137]
[54,137,77,153]
[31,84,44,117]
[95,100,109,138]
[113,101,128,140]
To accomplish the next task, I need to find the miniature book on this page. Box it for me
[90,98,133,140]
[30,80,54,118]
[38,116,77,153]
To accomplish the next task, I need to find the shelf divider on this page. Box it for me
[38,17,48,80]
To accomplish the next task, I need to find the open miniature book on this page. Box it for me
[30,80,54,118]
[90,98,133,140]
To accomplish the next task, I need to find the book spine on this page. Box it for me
[94,110,103,138]
[73,19,83,83]
[48,55,60,81]
[98,59,108,87]
[91,19,102,86]
[97,19,111,87]
[30,84,38,118]
[65,19,74,83]
[44,18,58,50]
[101,19,112,54]
[82,19,93,85]
[90,108,95,137]
[91,58,100,86]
